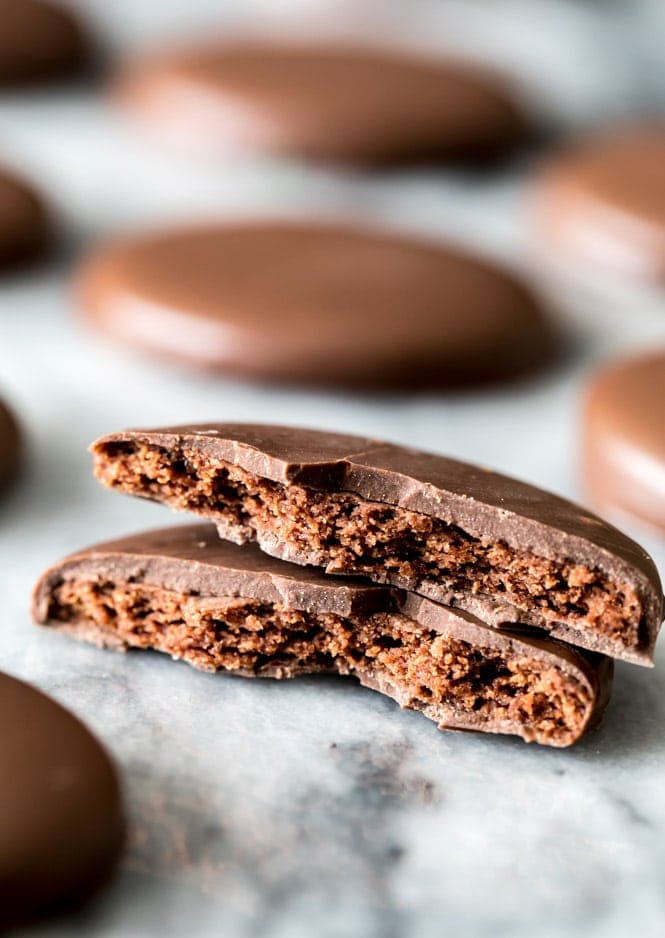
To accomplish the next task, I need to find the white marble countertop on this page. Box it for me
[1,3,664,936]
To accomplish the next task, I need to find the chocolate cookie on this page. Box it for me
[0,168,49,270]
[583,350,665,534]
[33,524,612,748]
[0,397,21,491]
[0,0,88,85]
[90,424,664,666]
[76,222,554,388]
[114,41,528,166]
[533,125,665,283]
[0,672,123,927]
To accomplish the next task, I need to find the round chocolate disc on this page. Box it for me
[0,0,88,85]
[0,168,50,270]
[533,125,665,283]
[115,41,528,165]
[77,222,554,388]
[582,350,665,533]
[0,672,123,927]
[0,397,20,491]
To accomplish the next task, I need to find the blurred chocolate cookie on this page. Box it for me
[115,41,529,166]
[533,126,665,284]
[0,397,20,492]
[0,0,89,85]
[76,221,555,388]
[0,168,50,269]
[0,672,123,926]
[583,350,665,534]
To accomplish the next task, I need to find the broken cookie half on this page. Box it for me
[90,423,664,665]
[33,524,613,748]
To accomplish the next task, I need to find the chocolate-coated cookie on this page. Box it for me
[583,350,665,534]
[115,41,529,166]
[33,524,613,748]
[0,672,123,927]
[0,168,49,270]
[533,125,665,283]
[76,221,554,388]
[0,0,88,85]
[90,423,664,665]
[0,397,21,491]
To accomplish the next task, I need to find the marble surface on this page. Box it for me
[1,2,664,936]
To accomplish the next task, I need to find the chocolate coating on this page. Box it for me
[533,125,665,282]
[0,0,88,85]
[0,168,49,270]
[583,350,665,534]
[77,222,554,388]
[0,672,123,927]
[115,41,528,166]
[35,523,392,620]
[0,396,21,491]
[91,424,664,664]
[33,524,613,747]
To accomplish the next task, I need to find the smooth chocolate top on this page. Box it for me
[583,350,665,533]
[533,125,665,280]
[0,672,123,926]
[77,222,553,388]
[115,41,528,165]
[32,523,607,692]
[36,521,393,618]
[0,168,49,269]
[0,0,88,85]
[0,397,21,491]
[92,423,664,640]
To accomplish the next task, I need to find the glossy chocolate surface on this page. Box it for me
[77,222,554,388]
[116,41,529,165]
[0,671,123,926]
[583,350,665,533]
[33,524,613,747]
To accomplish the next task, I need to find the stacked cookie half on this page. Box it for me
[33,425,664,747]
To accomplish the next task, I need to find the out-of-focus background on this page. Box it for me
[1,2,664,936]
